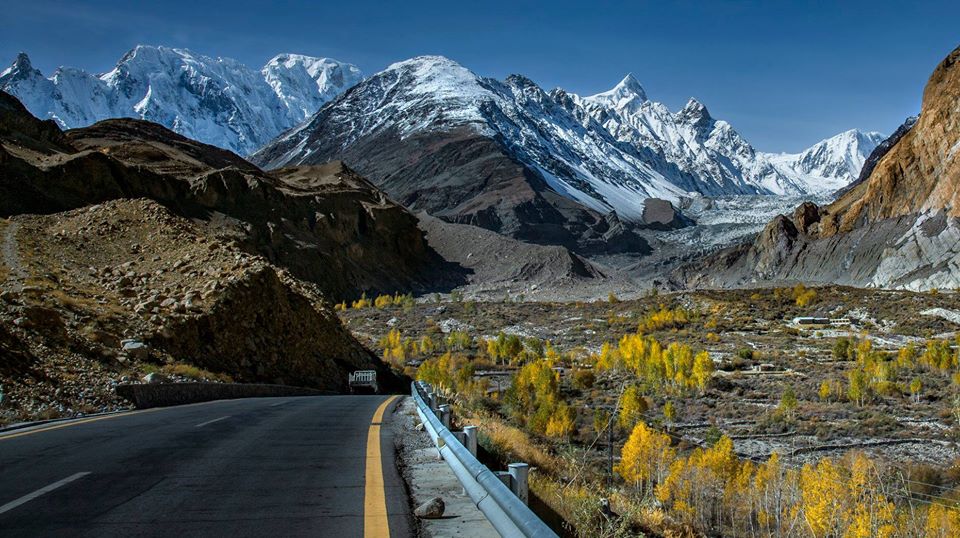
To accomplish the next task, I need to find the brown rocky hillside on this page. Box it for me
[0,199,389,424]
[0,90,463,300]
[673,44,960,291]
[821,45,960,236]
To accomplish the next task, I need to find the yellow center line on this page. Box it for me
[364,395,398,538]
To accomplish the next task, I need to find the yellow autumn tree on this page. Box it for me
[819,380,833,401]
[616,421,675,495]
[380,328,405,365]
[926,503,960,538]
[752,453,800,535]
[618,384,648,431]
[419,334,436,355]
[509,359,562,435]
[351,292,371,309]
[692,350,714,392]
[794,283,817,307]
[800,459,846,537]
[545,401,575,439]
[657,435,740,532]
[595,341,619,371]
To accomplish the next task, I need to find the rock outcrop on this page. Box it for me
[0,199,395,423]
[675,45,960,291]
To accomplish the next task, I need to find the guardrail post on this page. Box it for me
[495,471,512,488]
[508,463,530,505]
[438,404,451,429]
[463,425,478,457]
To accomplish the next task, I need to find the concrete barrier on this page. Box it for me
[116,382,335,409]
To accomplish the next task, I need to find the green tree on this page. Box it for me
[848,368,869,407]
[593,408,611,436]
[778,384,799,420]
[910,377,922,403]
[833,338,852,361]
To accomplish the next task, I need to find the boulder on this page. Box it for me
[142,372,169,384]
[639,198,693,231]
[122,339,149,361]
[414,497,445,519]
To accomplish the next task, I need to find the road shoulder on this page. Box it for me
[392,397,498,538]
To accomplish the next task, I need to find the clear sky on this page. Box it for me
[3,0,958,152]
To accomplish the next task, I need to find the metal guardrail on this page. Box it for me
[411,382,558,538]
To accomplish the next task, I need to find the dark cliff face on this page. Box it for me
[673,45,960,291]
[0,90,73,153]
[0,92,463,299]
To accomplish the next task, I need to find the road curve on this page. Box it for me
[0,395,412,537]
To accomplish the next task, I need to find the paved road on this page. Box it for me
[0,395,412,537]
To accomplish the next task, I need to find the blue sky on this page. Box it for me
[3,0,958,151]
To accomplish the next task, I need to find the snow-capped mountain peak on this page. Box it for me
[385,55,487,100]
[759,129,887,192]
[676,98,715,134]
[1,45,363,155]
[0,52,35,81]
[678,98,709,119]
[586,73,648,112]
[262,52,362,120]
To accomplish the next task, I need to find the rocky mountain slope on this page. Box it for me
[0,90,459,299]
[0,46,362,155]
[674,45,960,291]
[253,56,880,250]
[0,199,391,423]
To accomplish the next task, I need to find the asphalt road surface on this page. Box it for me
[0,395,412,537]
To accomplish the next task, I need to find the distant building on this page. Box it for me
[792,317,830,327]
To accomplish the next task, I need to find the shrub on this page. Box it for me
[351,292,371,309]
[572,368,596,390]
[374,294,393,308]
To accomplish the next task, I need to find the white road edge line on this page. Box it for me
[0,472,91,515]
[195,416,230,428]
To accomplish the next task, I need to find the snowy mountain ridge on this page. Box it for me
[574,77,885,196]
[2,48,882,224]
[255,55,690,221]
[255,55,882,223]
[0,45,363,155]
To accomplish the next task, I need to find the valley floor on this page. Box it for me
[340,286,960,535]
